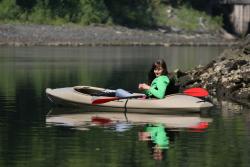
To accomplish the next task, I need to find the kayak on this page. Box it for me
[46,108,213,130]
[46,85,213,114]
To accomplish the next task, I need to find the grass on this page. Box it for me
[155,5,223,32]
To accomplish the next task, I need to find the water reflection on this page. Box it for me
[46,108,213,130]
[139,123,169,160]
[46,108,213,161]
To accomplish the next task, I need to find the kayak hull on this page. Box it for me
[46,86,213,114]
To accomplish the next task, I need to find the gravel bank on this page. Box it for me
[0,24,239,46]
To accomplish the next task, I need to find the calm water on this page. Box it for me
[1,46,250,166]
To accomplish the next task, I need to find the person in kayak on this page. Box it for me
[138,59,170,99]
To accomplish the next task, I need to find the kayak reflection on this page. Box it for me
[46,108,212,132]
[46,108,213,161]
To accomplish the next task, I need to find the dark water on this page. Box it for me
[1,46,250,166]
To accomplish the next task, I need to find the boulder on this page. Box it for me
[178,35,250,106]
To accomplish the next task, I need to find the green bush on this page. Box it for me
[104,0,156,28]
[0,0,223,31]
[164,5,223,31]
[79,0,109,25]
[0,0,20,21]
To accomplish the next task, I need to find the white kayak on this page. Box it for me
[46,85,213,114]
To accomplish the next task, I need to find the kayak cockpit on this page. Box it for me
[74,86,116,97]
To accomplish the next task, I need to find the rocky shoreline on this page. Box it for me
[177,36,250,107]
[0,24,238,46]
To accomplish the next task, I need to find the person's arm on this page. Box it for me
[146,77,169,99]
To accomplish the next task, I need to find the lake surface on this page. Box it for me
[1,46,250,166]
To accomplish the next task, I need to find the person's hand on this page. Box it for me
[138,83,150,90]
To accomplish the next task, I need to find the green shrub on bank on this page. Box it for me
[0,0,223,31]
[162,5,223,31]
[0,0,110,25]
[0,0,20,21]
[78,0,109,25]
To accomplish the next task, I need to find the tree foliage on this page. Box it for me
[0,0,161,27]
[0,0,222,30]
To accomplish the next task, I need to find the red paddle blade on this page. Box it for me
[183,88,209,97]
[92,97,119,105]
[188,122,209,132]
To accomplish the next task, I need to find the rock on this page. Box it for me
[178,36,250,106]
[174,69,187,78]
[219,28,237,40]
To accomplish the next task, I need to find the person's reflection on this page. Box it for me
[139,123,169,161]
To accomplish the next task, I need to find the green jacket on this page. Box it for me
[145,75,169,99]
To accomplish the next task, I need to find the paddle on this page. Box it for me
[183,87,208,97]
[92,87,209,105]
